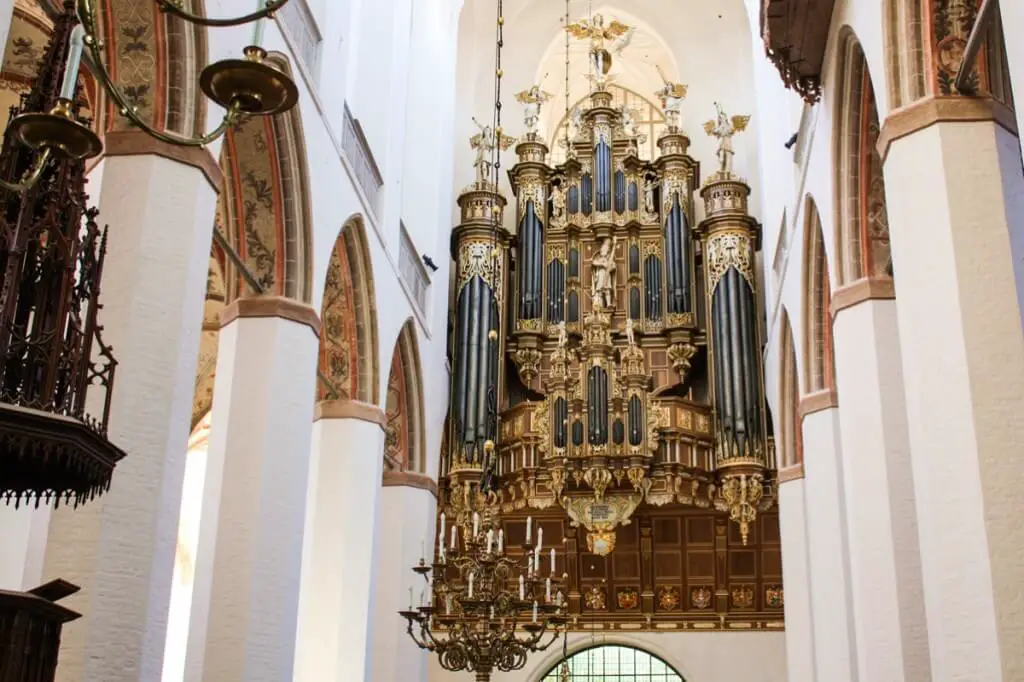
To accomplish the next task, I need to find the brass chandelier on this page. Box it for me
[1,0,298,194]
[400,480,568,681]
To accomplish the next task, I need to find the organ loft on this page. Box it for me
[440,31,782,629]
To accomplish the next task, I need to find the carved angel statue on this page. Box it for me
[643,178,658,215]
[591,236,618,310]
[470,117,516,184]
[515,85,554,135]
[654,65,688,127]
[619,104,639,137]
[703,102,751,176]
[625,317,636,347]
[565,14,634,84]
[550,183,566,223]
[570,104,585,139]
[557,320,568,350]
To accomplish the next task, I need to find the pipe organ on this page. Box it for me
[442,85,778,627]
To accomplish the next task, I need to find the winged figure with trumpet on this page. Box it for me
[703,102,751,176]
[565,14,635,84]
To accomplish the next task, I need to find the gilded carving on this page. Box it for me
[667,343,698,383]
[516,318,543,332]
[616,588,639,610]
[720,473,764,545]
[512,348,542,385]
[766,585,784,608]
[584,585,607,610]
[704,230,754,291]
[731,585,754,609]
[691,586,712,610]
[458,240,503,296]
[657,586,680,611]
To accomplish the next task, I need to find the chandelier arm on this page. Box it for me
[154,0,292,28]
[77,0,244,147]
[0,148,52,194]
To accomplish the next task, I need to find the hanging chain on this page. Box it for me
[563,0,570,152]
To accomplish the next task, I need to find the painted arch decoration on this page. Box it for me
[540,645,685,681]
[384,321,425,475]
[802,198,835,394]
[317,218,379,405]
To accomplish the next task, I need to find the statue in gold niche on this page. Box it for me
[591,236,618,310]
[703,102,751,176]
[565,14,634,85]
[550,183,566,225]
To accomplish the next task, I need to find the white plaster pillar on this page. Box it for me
[42,153,216,682]
[776,473,816,682]
[183,296,319,682]
[369,482,436,682]
[0,1,14,69]
[831,294,931,682]
[293,401,386,682]
[998,0,1024,160]
[0,505,51,590]
[883,116,1024,681]
[800,400,859,682]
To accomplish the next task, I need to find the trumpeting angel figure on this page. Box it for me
[470,117,515,184]
[703,102,751,176]
[654,65,688,128]
[515,85,554,135]
[566,13,634,85]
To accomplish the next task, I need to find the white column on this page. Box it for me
[999,0,1024,160]
[832,296,931,682]
[800,402,859,682]
[44,154,215,682]
[776,474,816,682]
[884,119,1024,680]
[183,297,319,682]
[369,483,436,682]
[0,506,50,590]
[293,402,386,682]
[0,2,14,70]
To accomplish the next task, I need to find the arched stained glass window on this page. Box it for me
[540,645,685,681]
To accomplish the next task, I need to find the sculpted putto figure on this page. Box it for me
[591,236,617,310]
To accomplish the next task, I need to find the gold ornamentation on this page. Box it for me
[516,318,543,332]
[720,472,764,545]
[513,348,542,385]
[691,586,712,610]
[662,172,688,215]
[547,243,566,263]
[657,586,680,611]
[646,401,669,453]
[667,343,698,383]
[731,585,754,609]
[518,180,545,216]
[617,588,639,610]
[565,14,634,87]
[458,240,503,295]
[665,312,694,328]
[704,230,754,291]
[766,585,784,608]
[583,466,613,501]
[584,585,607,610]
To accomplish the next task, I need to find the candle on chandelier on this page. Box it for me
[532,600,538,623]
[473,512,480,538]
[550,548,556,575]
[408,586,413,610]
[526,516,532,543]
[440,513,446,545]
[537,527,543,553]
[498,529,505,553]
[420,539,425,564]
[451,525,457,549]
[486,529,494,553]
[468,571,475,599]
[546,577,552,602]
[519,574,525,600]
[420,588,426,607]
[251,0,267,46]
[534,548,541,574]
[59,26,86,101]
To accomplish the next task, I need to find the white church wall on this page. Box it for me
[1001,1,1024,159]
[427,632,788,682]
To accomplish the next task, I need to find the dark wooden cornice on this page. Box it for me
[761,0,837,103]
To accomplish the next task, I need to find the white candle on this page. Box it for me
[532,600,538,623]
[490,605,495,619]
[251,0,267,46]
[556,590,564,607]
[537,528,543,553]
[440,513,446,545]
[420,540,425,563]
[468,572,475,599]
[473,512,480,538]
[546,578,552,602]
[534,549,541,574]
[420,588,426,607]
[498,529,504,553]
[408,586,413,609]
[486,529,494,553]
[519,574,525,600]
[451,526,457,549]
[550,548,556,575]
[526,516,532,543]
[60,26,86,101]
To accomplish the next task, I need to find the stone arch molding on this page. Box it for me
[190,53,313,430]
[801,196,835,395]
[833,28,892,286]
[777,306,802,468]
[383,320,426,476]
[316,216,380,406]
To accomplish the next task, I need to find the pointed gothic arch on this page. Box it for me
[383,320,425,475]
[802,197,835,394]
[317,216,380,405]
[217,54,313,303]
[778,307,802,468]
[833,29,891,285]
